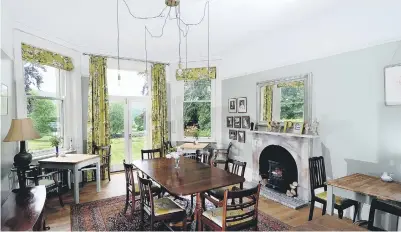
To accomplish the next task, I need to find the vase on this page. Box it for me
[55,146,59,157]
[174,157,180,169]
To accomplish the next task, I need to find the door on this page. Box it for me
[109,97,151,171]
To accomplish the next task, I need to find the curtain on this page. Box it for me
[263,85,273,122]
[176,66,216,81]
[277,80,304,88]
[151,64,168,153]
[21,43,74,71]
[86,56,110,180]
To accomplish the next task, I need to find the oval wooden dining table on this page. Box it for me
[133,156,245,230]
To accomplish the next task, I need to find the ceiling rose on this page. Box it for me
[165,0,180,7]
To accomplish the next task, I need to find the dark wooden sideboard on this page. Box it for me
[1,186,46,231]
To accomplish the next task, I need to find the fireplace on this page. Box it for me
[259,145,298,194]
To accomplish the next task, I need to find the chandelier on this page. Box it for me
[116,0,210,80]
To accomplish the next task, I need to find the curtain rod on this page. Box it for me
[82,53,170,65]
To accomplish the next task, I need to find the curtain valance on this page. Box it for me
[21,43,74,71]
[277,80,304,88]
[176,67,216,81]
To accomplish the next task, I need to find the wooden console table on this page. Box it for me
[1,186,46,231]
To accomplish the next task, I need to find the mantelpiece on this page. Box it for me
[249,130,319,139]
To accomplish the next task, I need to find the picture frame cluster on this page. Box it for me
[227,97,248,143]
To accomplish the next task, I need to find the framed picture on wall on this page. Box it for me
[226,116,233,128]
[229,130,237,140]
[384,64,401,105]
[238,131,246,143]
[242,116,250,129]
[1,84,8,116]
[238,97,247,113]
[229,98,237,113]
[234,116,241,128]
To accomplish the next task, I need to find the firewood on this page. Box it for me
[286,190,293,197]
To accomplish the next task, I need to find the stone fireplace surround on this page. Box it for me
[251,131,318,208]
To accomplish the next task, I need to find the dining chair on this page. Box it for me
[213,142,233,167]
[80,144,112,183]
[367,198,401,231]
[163,141,173,154]
[137,174,187,231]
[123,160,161,217]
[200,184,261,231]
[141,148,162,160]
[203,158,247,207]
[26,166,64,207]
[308,156,359,221]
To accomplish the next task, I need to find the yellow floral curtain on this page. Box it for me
[21,43,74,71]
[86,56,110,180]
[152,64,168,153]
[277,80,304,88]
[263,85,273,122]
[176,66,216,81]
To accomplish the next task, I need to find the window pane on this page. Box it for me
[184,79,211,101]
[24,62,63,98]
[107,69,148,96]
[184,102,211,137]
[280,87,304,121]
[27,98,62,151]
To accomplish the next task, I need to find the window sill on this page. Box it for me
[32,149,77,161]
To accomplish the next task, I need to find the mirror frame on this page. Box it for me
[256,73,313,125]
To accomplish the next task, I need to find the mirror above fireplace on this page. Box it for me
[256,73,312,125]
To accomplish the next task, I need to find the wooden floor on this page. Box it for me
[45,172,352,231]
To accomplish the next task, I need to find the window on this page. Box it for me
[183,79,212,138]
[24,62,65,152]
[278,85,304,121]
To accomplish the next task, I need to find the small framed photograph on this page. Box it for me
[242,116,250,129]
[238,131,246,143]
[228,98,237,113]
[283,121,294,133]
[238,97,247,113]
[226,116,233,128]
[293,122,304,135]
[234,116,242,128]
[229,130,237,140]
[1,84,8,116]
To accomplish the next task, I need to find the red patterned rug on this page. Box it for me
[71,195,292,231]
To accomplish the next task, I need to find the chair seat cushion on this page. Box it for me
[208,184,240,199]
[316,191,345,205]
[202,207,252,227]
[38,179,55,187]
[145,198,185,216]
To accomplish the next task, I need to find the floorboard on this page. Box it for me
[44,172,353,231]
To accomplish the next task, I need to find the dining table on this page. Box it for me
[133,156,245,230]
[327,173,401,230]
[38,154,101,204]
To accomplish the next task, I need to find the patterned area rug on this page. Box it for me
[71,195,292,231]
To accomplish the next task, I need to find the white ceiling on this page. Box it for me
[3,0,339,63]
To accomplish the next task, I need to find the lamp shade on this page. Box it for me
[3,118,41,142]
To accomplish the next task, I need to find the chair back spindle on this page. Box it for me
[309,156,327,197]
[141,148,162,160]
[137,173,155,215]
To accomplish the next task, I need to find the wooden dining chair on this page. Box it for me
[200,184,261,231]
[137,174,187,231]
[80,144,112,182]
[123,160,161,217]
[308,156,359,221]
[367,198,401,231]
[141,148,162,160]
[203,158,247,207]
[213,142,233,166]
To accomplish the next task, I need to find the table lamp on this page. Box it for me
[3,118,41,167]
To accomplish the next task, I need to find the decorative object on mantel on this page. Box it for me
[242,116,251,129]
[384,64,401,106]
[270,121,281,132]
[283,121,293,133]
[234,116,241,128]
[1,83,8,116]
[380,172,394,182]
[255,123,259,131]
[228,98,237,113]
[311,118,319,135]
[3,118,41,189]
[50,136,62,157]
[229,130,237,140]
[286,181,298,197]
[238,97,247,113]
[304,123,310,135]
[238,131,245,143]
[250,122,255,131]
[226,116,233,128]
[292,122,304,135]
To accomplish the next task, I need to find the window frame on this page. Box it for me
[182,79,215,140]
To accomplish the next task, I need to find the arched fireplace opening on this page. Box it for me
[259,145,298,194]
